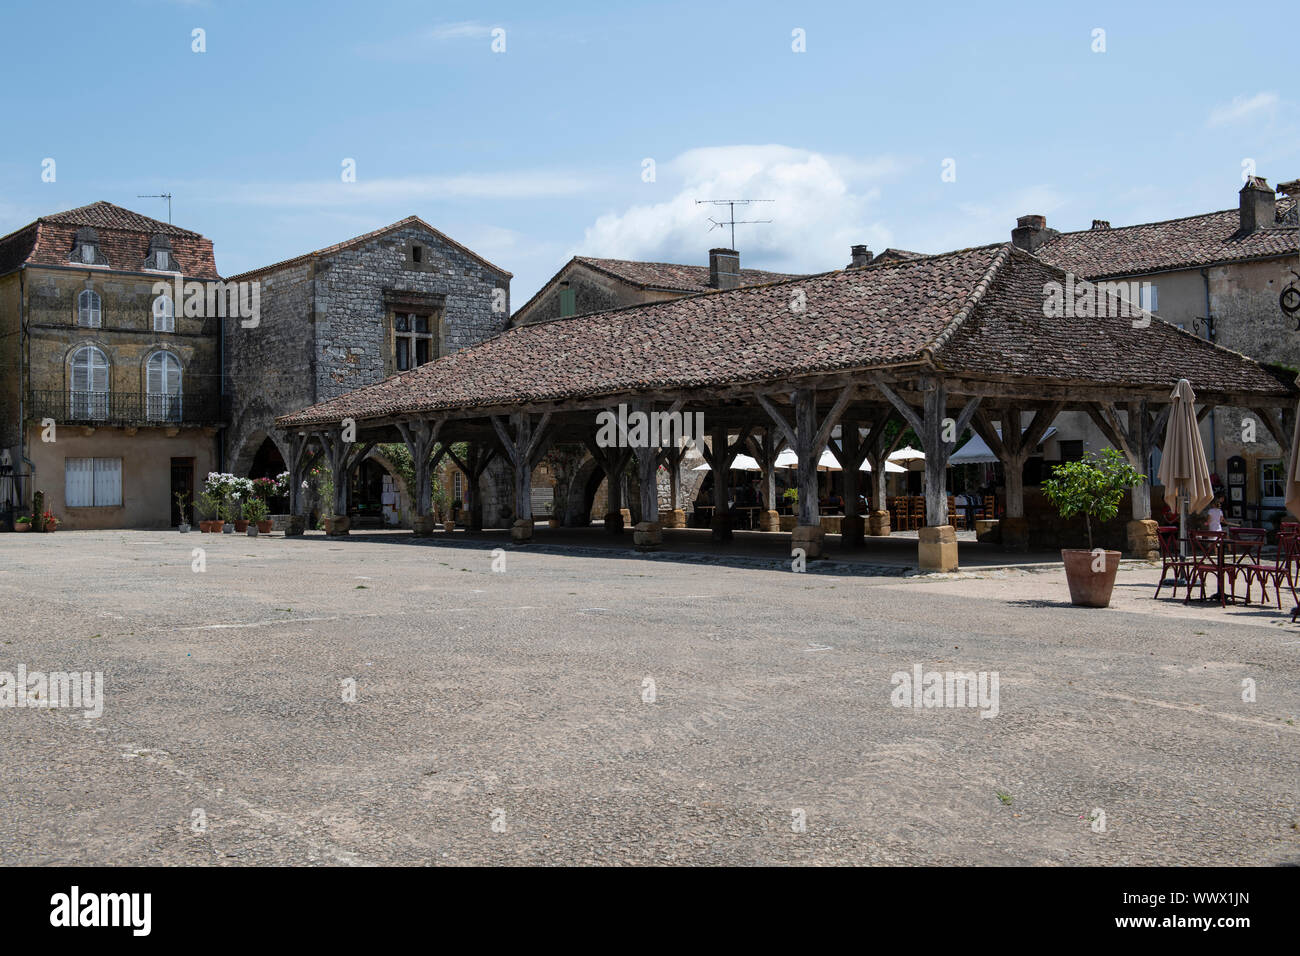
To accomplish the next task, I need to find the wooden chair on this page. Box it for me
[910,496,926,529]
[947,496,967,530]
[891,496,909,531]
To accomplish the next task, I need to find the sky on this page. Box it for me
[1,0,1296,306]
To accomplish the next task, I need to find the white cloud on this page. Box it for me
[429,21,496,41]
[575,145,903,274]
[1208,92,1279,127]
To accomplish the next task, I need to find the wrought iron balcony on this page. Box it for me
[27,390,226,427]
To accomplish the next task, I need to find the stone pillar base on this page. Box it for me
[791,524,826,560]
[918,525,959,571]
[778,514,797,532]
[758,510,781,532]
[711,514,733,541]
[840,515,865,547]
[974,518,1000,543]
[659,509,686,529]
[620,508,632,526]
[510,519,533,543]
[1000,516,1029,552]
[633,521,663,550]
[604,511,625,534]
[1126,518,1159,559]
[325,515,350,536]
[411,515,434,536]
[285,515,306,537]
[868,510,891,536]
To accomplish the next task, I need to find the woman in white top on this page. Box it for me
[1204,496,1225,533]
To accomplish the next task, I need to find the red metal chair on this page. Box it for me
[1154,526,1193,600]
[1239,531,1300,611]
[1186,530,1230,607]
[1226,528,1268,603]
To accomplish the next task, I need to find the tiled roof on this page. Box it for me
[869,248,924,263]
[0,201,219,278]
[226,215,511,281]
[279,244,1294,427]
[1035,199,1297,279]
[574,256,802,292]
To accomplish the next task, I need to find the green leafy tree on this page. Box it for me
[1040,448,1145,550]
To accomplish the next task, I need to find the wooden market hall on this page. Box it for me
[276,243,1299,571]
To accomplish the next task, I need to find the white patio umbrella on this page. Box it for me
[691,454,761,472]
[774,448,840,470]
[888,446,926,471]
[1158,379,1213,556]
[859,458,906,473]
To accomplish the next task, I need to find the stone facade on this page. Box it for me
[0,203,223,529]
[224,218,514,524]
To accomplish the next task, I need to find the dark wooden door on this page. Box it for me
[170,458,194,526]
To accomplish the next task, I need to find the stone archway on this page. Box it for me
[563,455,604,527]
[229,428,289,480]
[363,448,412,526]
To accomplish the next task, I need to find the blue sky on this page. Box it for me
[1,0,1295,304]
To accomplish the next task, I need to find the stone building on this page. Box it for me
[0,202,223,529]
[1022,175,1299,523]
[223,216,513,525]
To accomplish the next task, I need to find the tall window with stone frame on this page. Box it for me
[393,312,436,372]
[78,289,102,328]
[70,345,109,420]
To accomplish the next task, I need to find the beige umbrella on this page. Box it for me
[1158,379,1213,554]
[1284,403,1300,518]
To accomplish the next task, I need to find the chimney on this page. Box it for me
[1091,220,1110,231]
[1239,176,1275,233]
[709,248,740,290]
[1011,214,1057,253]
[848,244,873,269]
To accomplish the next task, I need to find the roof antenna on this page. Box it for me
[137,193,173,224]
[694,198,773,250]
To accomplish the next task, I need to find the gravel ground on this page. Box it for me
[1,529,1297,866]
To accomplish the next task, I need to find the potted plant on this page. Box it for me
[197,490,220,532]
[14,515,31,532]
[174,490,192,533]
[244,496,270,535]
[1041,449,1145,608]
[41,510,59,532]
[782,487,798,514]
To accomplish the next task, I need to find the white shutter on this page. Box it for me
[71,352,89,392]
[65,458,93,507]
[93,459,122,507]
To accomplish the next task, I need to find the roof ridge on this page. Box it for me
[43,200,203,237]
[923,244,1013,363]
[1042,204,1297,243]
[227,214,510,281]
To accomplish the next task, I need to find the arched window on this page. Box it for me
[146,351,182,421]
[78,289,102,328]
[69,346,109,420]
[152,294,175,332]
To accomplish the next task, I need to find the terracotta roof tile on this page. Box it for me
[279,244,1294,428]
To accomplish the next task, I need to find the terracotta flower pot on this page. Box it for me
[234,520,249,533]
[443,520,456,533]
[257,520,272,534]
[14,522,30,532]
[1062,549,1121,608]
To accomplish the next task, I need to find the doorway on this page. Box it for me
[170,457,194,526]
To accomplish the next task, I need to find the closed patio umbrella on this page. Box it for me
[1158,379,1213,556]
[1283,404,1300,519]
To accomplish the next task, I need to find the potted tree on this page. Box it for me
[244,496,269,536]
[14,515,32,532]
[1041,449,1145,608]
[175,490,192,533]
[197,490,220,532]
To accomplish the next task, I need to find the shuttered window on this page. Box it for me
[65,458,122,507]
[152,294,175,332]
[69,346,109,419]
[146,351,182,421]
[78,289,102,328]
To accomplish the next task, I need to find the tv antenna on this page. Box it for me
[137,192,173,223]
[695,198,773,249]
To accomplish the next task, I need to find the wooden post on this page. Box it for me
[700,424,752,541]
[972,403,1059,552]
[630,401,665,549]
[862,409,902,535]
[746,428,782,532]
[657,445,686,528]
[491,411,552,543]
[282,430,319,535]
[1085,400,1164,557]
[830,416,870,547]
[583,430,632,534]
[756,384,855,559]
[395,418,444,534]
[872,374,979,571]
[444,442,498,531]
[313,429,376,536]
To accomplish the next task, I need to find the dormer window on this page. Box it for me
[412,245,423,263]
[147,234,175,272]
[71,227,102,266]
